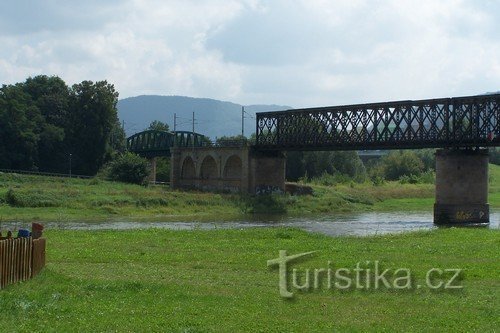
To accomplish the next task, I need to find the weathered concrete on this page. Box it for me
[249,150,286,194]
[434,149,489,224]
[147,157,157,183]
[170,147,285,194]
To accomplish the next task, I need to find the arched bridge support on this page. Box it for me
[170,147,286,194]
[434,149,489,224]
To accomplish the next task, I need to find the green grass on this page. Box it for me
[1,165,499,222]
[0,228,498,332]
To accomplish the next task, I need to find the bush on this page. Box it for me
[309,172,354,186]
[399,171,435,184]
[107,153,150,185]
[155,157,170,182]
[5,188,62,207]
[371,176,386,186]
[379,151,424,180]
[241,194,288,214]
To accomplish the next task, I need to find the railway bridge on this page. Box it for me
[128,93,500,224]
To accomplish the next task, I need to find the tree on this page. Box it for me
[147,120,169,132]
[107,152,150,185]
[22,75,70,172]
[67,80,119,175]
[286,150,366,182]
[215,134,247,146]
[109,118,127,155]
[0,76,125,175]
[378,150,424,180]
[0,84,42,169]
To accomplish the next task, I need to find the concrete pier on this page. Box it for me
[147,157,157,183]
[434,149,489,224]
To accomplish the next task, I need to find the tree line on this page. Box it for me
[3,76,498,183]
[0,76,125,175]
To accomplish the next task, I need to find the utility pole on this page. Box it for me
[241,106,245,138]
[192,111,195,148]
[173,113,177,147]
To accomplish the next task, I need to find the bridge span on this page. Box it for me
[128,93,500,225]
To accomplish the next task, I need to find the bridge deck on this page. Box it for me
[255,94,500,151]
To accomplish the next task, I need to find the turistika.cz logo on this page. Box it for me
[267,250,463,298]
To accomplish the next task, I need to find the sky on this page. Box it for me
[1,0,499,108]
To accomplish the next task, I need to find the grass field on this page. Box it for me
[1,164,499,222]
[0,228,498,332]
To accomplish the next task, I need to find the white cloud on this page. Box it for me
[0,0,499,107]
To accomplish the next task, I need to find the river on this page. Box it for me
[2,210,499,237]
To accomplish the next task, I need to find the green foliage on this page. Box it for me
[490,147,500,165]
[0,76,122,176]
[68,80,120,175]
[286,151,367,183]
[308,172,354,186]
[0,84,42,169]
[241,194,288,214]
[107,153,150,185]
[371,175,386,186]
[216,134,247,145]
[109,118,127,155]
[414,149,436,171]
[374,150,425,181]
[5,188,62,207]
[155,157,170,182]
[147,120,169,132]
[1,166,500,222]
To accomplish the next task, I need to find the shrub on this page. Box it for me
[5,188,62,207]
[380,151,424,180]
[107,153,150,185]
[371,176,386,186]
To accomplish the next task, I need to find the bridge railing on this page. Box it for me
[255,94,500,150]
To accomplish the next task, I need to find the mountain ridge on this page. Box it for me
[117,95,291,138]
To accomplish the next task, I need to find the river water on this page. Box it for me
[2,210,499,237]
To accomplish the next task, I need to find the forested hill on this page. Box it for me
[117,95,290,138]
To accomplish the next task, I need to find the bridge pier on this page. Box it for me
[249,150,286,194]
[169,147,285,194]
[434,149,489,224]
[147,157,157,183]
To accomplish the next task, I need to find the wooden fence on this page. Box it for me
[0,237,46,289]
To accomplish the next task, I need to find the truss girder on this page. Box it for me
[256,94,500,150]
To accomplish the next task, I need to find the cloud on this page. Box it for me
[0,0,499,108]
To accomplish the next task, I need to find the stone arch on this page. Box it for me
[223,155,242,179]
[181,156,196,179]
[200,155,218,179]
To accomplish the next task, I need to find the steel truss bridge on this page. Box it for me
[255,94,500,151]
[127,130,208,157]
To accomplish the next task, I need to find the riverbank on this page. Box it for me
[0,164,499,222]
[0,227,498,331]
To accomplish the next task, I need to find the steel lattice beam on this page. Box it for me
[127,130,209,157]
[255,94,500,151]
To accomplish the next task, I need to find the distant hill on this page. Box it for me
[117,95,291,138]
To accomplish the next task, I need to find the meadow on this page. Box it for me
[0,228,498,332]
[0,165,498,331]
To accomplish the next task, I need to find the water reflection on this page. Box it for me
[1,210,498,237]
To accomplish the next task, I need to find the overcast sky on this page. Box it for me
[1,0,499,107]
